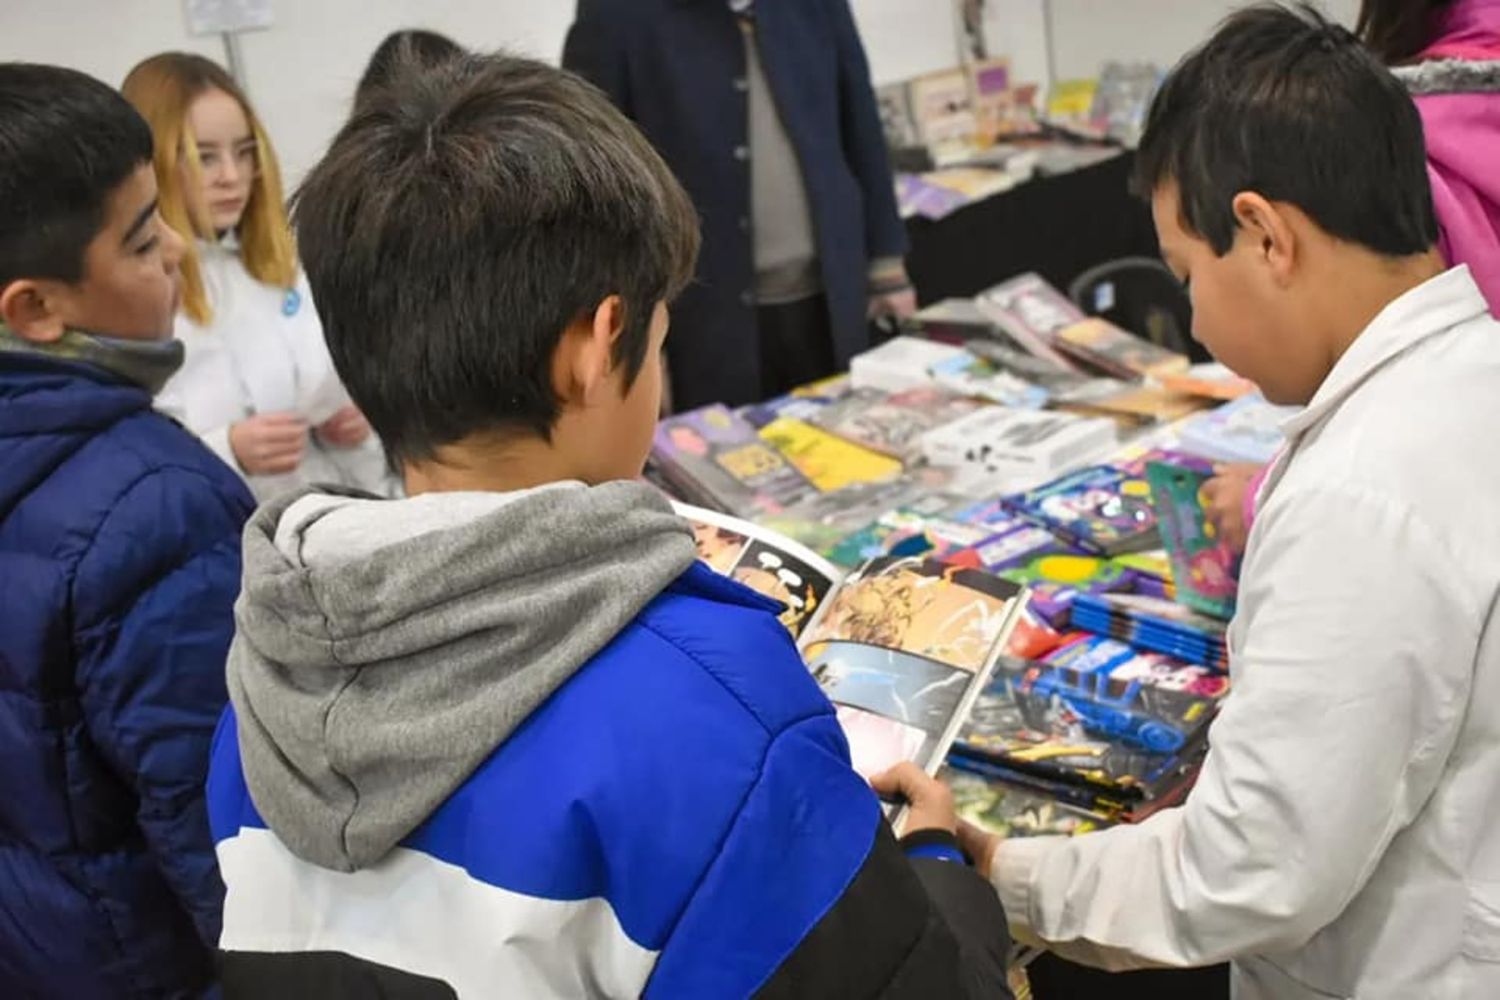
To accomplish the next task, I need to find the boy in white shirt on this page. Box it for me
[886,5,1500,998]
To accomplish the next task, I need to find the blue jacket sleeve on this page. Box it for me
[644,708,1011,997]
[562,0,632,115]
[830,0,910,263]
[72,467,248,947]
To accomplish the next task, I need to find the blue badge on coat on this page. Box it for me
[282,288,301,317]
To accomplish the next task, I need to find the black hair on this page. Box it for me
[1356,0,1455,65]
[355,30,466,109]
[294,51,700,466]
[1134,2,1438,258]
[0,64,154,288]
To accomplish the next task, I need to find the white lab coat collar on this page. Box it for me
[1282,265,1489,440]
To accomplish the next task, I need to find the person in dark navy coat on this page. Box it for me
[565,0,916,409]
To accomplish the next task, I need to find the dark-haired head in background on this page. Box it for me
[1133,1,1443,404]
[354,29,466,110]
[1357,0,1458,63]
[296,50,699,485]
[0,63,176,337]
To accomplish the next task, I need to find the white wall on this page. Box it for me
[1044,0,1360,79]
[982,0,1360,86]
[0,0,963,187]
[0,0,579,190]
[0,0,1361,186]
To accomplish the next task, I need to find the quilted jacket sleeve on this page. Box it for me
[642,697,1012,998]
[72,464,250,946]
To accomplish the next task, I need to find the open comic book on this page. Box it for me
[677,503,1030,785]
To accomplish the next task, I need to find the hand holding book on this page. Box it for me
[871,761,959,838]
[1200,462,1261,556]
[958,820,1002,880]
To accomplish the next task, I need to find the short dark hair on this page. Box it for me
[294,52,700,465]
[1134,2,1437,258]
[0,64,154,288]
[1356,0,1454,65]
[355,30,466,108]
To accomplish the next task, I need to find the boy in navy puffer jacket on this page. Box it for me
[0,64,253,997]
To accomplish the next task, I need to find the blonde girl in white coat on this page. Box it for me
[123,53,391,500]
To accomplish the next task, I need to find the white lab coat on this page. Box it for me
[992,266,1500,999]
[157,239,393,501]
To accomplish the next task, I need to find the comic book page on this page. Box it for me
[675,502,842,641]
[799,557,1028,779]
[678,508,1032,790]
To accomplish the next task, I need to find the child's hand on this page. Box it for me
[870,762,958,836]
[230,412,308,475]
[1201,462,1263,555]
[316,405,373,449]
[957,820,1001,880]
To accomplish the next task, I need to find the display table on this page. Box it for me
[904,151,1159,307]
[903,150,1232,1000]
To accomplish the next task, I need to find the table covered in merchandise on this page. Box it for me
[904,151,1159,307]
[652,256,1279,1000]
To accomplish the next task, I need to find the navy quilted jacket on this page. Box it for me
[0,353,253,998]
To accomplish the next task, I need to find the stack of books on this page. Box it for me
[949,654,1219,822]
[1070,593,1231,671]
[650,405,815,519]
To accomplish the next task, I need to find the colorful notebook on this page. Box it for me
[1002,461,1160,557]
[1146,458,1240,619]
[941,766,1111,838]
[1177,393,1296,465]
[975,272,1088,373]
[928,352,1051,409]
[849,336,968,394]
[1053,318,1192,381]
[812,387,982,463]
[1070,593,1230,670]
[1043,634,1230,701]
[949,655,1217,811]
[998,552,1144,628]
[757,418,905,493]
[651,405,815,518]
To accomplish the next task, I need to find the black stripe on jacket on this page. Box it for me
[755,823,1015,998]
[218,822,1013,999]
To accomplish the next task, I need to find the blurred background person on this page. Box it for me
[124,53,393,501]
[565,0,917,410]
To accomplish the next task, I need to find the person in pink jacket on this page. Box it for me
[1204,0,1500,551]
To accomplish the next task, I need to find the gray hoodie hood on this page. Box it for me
[226,480,697,873]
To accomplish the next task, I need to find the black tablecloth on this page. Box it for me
[905,151,1159,306]
[1028,952,1229,1000]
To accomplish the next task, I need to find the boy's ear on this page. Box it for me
[0,280,69,344]
[553,294,627,406]
[1231,191,1297,285]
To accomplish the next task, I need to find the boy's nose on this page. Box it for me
[162,222,187,270]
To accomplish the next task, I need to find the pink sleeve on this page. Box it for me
[1243,461,1271,535]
